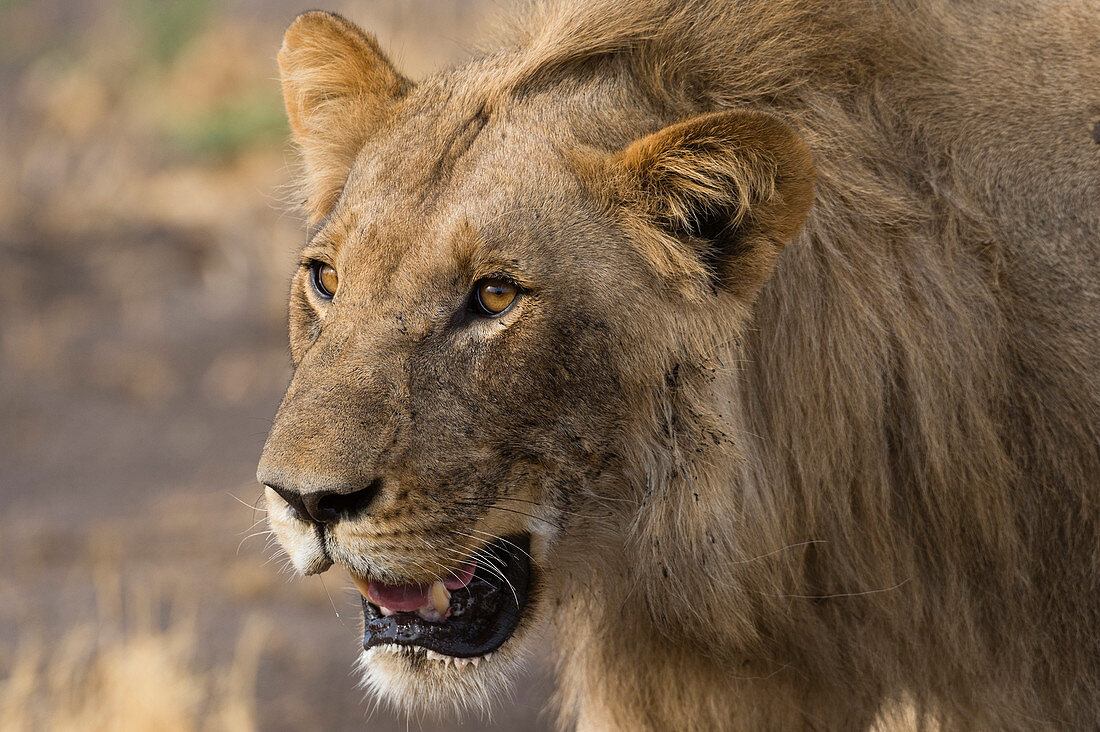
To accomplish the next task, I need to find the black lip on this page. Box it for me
[361,535,531,658]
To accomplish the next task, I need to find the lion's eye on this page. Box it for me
[310,260,339,299]
[472,278,518,316]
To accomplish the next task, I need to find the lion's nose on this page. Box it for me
[264,479,382,525]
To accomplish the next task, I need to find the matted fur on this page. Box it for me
[259,1,1100,729]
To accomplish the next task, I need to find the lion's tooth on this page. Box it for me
[471,657,480,668]
[429,580,451,616]
[349,572,371,600]
[416,606,444,622]
[379,606,395,617]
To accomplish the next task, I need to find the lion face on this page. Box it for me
[258,10,813,716]
[259,101,648,710]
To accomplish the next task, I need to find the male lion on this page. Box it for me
[257,0,1100,728]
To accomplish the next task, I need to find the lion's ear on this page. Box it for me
[278,11,411,223]
[616,110,815,299]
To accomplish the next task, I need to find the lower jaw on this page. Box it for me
[366,642,496,672]
[357,642,522,719]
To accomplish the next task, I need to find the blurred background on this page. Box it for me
[0,0,552,729]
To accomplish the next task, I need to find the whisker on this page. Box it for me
[488,495,603,520]
[463,528,533,562]
[436,544,486,568]
[761,578,911,600]
[236,530,273,555]
[229,488,270,529]
[237,515,270,535]
[434,543,519,605]
[434,543,505,584]
[413,536,471,587]
[228,491,267,512]
[584,493,641,507]
[404,555,448,588]
[468,547,520,606]
[318,574,341,619]
[262,551,288,569]
[728,540,827,565]
[479,496,543,507]
[424,557,468,587]
[455,501,562,527]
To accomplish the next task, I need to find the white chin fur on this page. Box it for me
[357,642,529,719]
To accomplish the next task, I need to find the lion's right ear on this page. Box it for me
[279,11,411,223]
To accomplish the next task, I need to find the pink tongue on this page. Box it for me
[367,562,476,611]
[367,581,431,612]
[443,562,476,590]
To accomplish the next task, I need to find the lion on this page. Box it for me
[256,1,1100,728]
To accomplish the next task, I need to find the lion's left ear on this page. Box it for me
[614,110,815,299]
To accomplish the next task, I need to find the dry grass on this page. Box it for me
[0,580,270,732]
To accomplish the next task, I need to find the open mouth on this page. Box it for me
[353,535,531,666]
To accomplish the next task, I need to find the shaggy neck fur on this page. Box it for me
[478,1,1100,729]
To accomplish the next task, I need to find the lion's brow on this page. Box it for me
[305,212,333,245]
[425,104,491,191]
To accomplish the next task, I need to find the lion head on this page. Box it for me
[256,9,814,717]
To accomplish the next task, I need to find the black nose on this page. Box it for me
[266,480,382,525]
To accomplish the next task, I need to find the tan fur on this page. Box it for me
[279,11,412,223]
[260,2,1100,729]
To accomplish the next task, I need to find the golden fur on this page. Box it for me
[259,1,1100,729]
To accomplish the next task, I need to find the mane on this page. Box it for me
[272,1,1100,724]
[491,0,909,110]
[485,1,1099,725]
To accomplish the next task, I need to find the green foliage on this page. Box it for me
[163,88,289,162]
[128,0,213,65]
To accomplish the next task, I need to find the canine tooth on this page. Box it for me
[349,572,371,600]
[429,581,451,616]
[416,606,445,622]
[379,606,395,617]
[471,657,480,668]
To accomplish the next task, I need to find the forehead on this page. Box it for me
[323,82,577,260]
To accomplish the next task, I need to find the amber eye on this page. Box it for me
[310,261,339,299]
[472,278,518,316]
